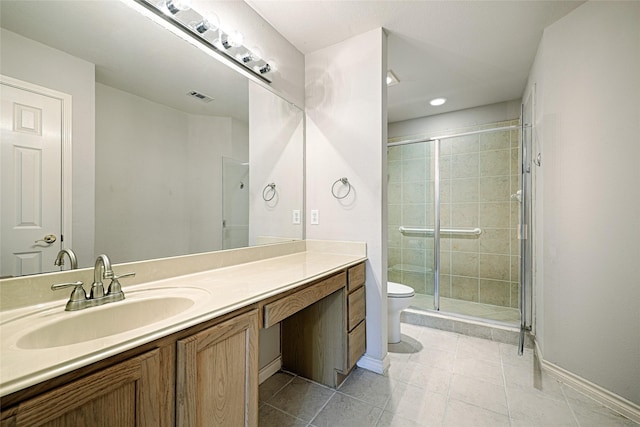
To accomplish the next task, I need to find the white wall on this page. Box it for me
[1,29,95,266]
[248,82,304,244]
[95,84,246,263]
[525,1,640,404]
[305,28,388,372]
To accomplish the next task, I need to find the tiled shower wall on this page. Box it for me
[388,120,521,309]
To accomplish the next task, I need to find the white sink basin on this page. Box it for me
[7,287,211,350]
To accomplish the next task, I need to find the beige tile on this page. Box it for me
[451,276,479,302]
[479,130,511,151]
[388,145,402,162]
[403,181,427,204]
[510,282,519,308]
[259,403,308,427]
[266,376,335,422]
[376,411,424,427]
[450,236,479,253]
[479,149,511,177]
[384,382,448,426]
[450,134,479,154]
[402,204,427,226]
[479,176,511,202]
[457,335,502,361]
[387,204,401,227]
[451,178,479,202]
[397,361,452,395]
[506,384,577,426]
[402,158,427,182]
[310,393,383,427]
[260,372,295,403]
[451,252,478,277]
[402,141,427,160]
[388,182,401,204]
[453,355,504,387]
[479,279,511,306]
[479,253,510,281]
[417,327,459,352]
[449,374,508,415]
[451,152,479,178]
[338,367,396,408]
[408,347,456,372]
[387,160,402,183]
[450,203,479,227]
[443,398,510,427]
[479,228,510,255]
[479,202,510,228]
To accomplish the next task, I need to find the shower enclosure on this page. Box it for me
[388,119,532,342]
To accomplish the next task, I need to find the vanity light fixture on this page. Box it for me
[165,0,191,15]
[429,97,447,106]
[133,0,276,83]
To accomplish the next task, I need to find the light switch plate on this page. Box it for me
[292,209,301,224]
[310,209,319,225]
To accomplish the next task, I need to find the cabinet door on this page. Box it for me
[176,309,259,427]
[1,349,160,427]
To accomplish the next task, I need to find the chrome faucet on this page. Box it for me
[91,254,114,299]
[54,248,78,270]
[52,254,135,311]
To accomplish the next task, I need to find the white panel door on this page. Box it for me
[1,83,62,277]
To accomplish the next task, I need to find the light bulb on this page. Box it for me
[235,47,262,63]
[165,0,191,14]
[226,30,244,48]
[254,60,277,75]
[193,13,219,34]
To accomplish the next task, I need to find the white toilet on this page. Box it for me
[387,282,415,343]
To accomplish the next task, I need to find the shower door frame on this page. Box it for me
[389,123,525,324]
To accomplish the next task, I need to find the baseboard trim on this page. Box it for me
[535,341,640,423]
[258,356,282,385]
[356,353,390,375]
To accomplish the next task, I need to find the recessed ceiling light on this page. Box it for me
[387,70,399,86]
[429,97,447,106]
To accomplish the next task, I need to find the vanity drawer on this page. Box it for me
[263,272,346,328]
[347,321,366,370]
[347,263,365,292]
[347,286,365,331]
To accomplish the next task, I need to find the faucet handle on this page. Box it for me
[52,281,87,310]
[107,272,135,296]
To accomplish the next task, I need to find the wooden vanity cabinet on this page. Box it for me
[176,309,259,427]
[280,262,366,387]
[0,349,161,426]
[1,309,260,427]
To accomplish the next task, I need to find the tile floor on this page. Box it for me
[259,322,638,427]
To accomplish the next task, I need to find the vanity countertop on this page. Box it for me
[0,245,366,397]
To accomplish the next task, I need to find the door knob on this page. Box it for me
[35,234,57,244]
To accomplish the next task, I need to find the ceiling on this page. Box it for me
[1,1,249,121]
[245,0,584,122]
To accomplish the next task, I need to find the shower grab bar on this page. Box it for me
[399,226,482,236]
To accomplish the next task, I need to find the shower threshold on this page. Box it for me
[403,295,533,348]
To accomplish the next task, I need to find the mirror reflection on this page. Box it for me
[0,0,303,276]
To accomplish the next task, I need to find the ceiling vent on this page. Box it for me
[187,90,214,103]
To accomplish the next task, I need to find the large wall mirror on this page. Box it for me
[0,0,304,276]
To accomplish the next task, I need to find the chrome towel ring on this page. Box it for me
[262,183,276,201]
[331,177,351,199]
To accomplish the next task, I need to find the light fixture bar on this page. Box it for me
[130,0,274,83]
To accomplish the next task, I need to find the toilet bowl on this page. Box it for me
[387,282,415,344]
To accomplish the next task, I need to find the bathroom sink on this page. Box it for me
[15,290,208,349]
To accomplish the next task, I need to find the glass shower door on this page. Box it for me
[387,140,437,310]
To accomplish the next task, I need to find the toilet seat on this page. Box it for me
[388,282,415,298]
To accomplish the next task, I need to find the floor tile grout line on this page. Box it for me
[306,389,336,426]
[560,381,583,427]
[261,401,312,426]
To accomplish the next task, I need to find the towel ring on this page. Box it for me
[262,183,276,201]
[331,177,351,199]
